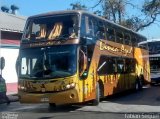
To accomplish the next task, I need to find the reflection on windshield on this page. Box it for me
[23,14,78,41]
[20,45,77,79]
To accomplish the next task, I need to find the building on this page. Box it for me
[0,11,26,94]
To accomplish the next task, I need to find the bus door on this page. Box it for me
[79,46,88,102]
[79,45,97,102]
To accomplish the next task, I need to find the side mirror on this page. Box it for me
[79,50,87,77]
[0,57,5,70]
[80,36,94,45]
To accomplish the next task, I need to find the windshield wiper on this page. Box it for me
[55,34,69,41]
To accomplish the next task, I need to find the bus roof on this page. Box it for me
[139,39,160,45]
[28,10,146,40]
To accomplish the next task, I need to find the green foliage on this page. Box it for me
[142,0,160,15]
[69,0,160,32]
[70,2,87,10]
[102,0,125,24]
[121,17,145,32]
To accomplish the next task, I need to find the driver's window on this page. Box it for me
[80,15,87,37]
[80,15,94,38]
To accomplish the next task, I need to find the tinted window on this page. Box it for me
[106,28,115,42]
[97,56,136,75]
[80,15,86,37]
[116,31,124,44]
[97,21,105,39]
[81,15,104,43]
[97,56,116,75]
[124,34,131,45]
[125,58,135,73]
[24,15,78,41]
[117,58,124,73]
[131,36,138,47]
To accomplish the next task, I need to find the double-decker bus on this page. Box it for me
[139,39,160,85]
[17,10,150,106]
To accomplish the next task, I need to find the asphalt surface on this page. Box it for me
[0,85,160,119]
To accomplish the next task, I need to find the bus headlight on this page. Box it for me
[66,84,71,89]
[70,83,75,88]
[65,83,76,89]
[18,85,26,91]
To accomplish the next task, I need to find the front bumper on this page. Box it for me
[18,88,80,105]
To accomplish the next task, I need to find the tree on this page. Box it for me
[121,17,145,31]
[121,0,160,31]
[70,2,87,10]
[102,0,125,24]
[137,0,160,31]
[69,0,160,32]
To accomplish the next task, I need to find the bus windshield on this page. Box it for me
[23,14,79,41]
[148,41,160,54]
[19,45,77,79]
[150,57,160,72]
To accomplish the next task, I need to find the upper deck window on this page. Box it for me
[23,14,79,41]
[116,31,124,44]
[106,27,115,42]
[124,34,131,45]
[131,36,138,47]
[80,15,105,44]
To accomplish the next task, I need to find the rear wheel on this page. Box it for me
[92,83,100,106]
[135,81,139,91]
[139,75,144,90]
[135,77,143,91]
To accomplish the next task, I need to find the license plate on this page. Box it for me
[41,97,49,102]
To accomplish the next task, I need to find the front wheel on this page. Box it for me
[135,81,139,91]
[92,83,100,106]
[135,78,143,91]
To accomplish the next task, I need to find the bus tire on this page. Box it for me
[139,75,144,90]
[135,78,142,91]
[49,103,56,107]
[135,81,139,91]
[98,80,104,99]
[92,83,100,106]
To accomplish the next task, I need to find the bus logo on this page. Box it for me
[99,41,132,56]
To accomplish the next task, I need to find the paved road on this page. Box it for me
[0,85,160,119]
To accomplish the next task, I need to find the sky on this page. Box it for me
[0,0,159,39]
